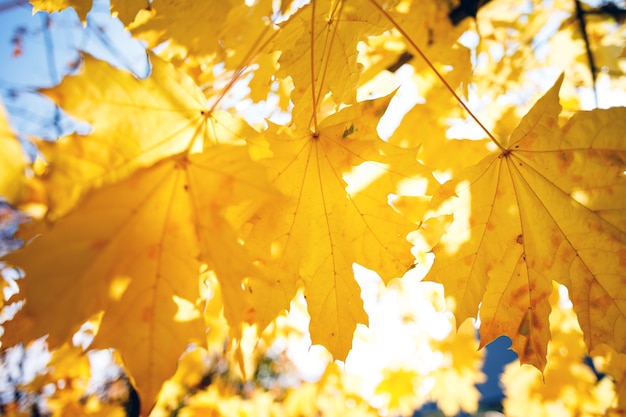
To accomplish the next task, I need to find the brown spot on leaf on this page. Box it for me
[516,234,524,244]
[523,340,535,358]
[146,244,159,260]
[90,239,109,250]
[559,247,575,264]
[141,306,153,323]
[245,307,256,323]
[600,150,625,167]
[590,293,612,310]
[518,309,531,336]
[510,286,527,305]
[551,234,560,248]
[589,222,604,234]
[558,151,573,172]
[531,310,543,332]
[523,132,538,148]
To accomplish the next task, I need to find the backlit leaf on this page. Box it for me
[130,0,274,69]
[110,0,146,25]
[3,146,270,414]
[246,95,432,359]
[39,53,254,217]
[30,0,146,25]
[30,0,91,21]
[0,101,25,204]
[502,286,616,417]
[272,0,388,127]
[430,319,485,415]
[425,74,626,369]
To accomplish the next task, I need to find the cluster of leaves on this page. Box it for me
[0,341,133,417]
[1,0,626,415]
[502,288,617,417]
[1,275,486,417]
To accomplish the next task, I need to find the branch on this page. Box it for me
[575,0,599,107]
[386,0,494,73]
[448,0,492,25]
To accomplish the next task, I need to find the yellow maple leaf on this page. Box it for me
[272,0,389,128]
[391,1,472,94]
[130,0,274,68]
[152,346,212,415]
[24,344,89,396]
[591,343,626,411]
[283,363,378,417]
[3,146,270,415]
[129,0,232,56]
[423,73,626,370]
[502,285,617,417]
[39,52,254,218]
[430,319,485,416]
[388,81,492,176]
[30,0,92,22]
[31,0,145,25]
[109,0,146,25]
[0,101,25,204]
[21,343,127,417]
[245,95,433,360]
[374,368,422,416]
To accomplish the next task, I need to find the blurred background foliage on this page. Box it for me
[1,0,625,416]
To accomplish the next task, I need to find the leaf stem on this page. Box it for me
[310,0,319,132]
[313,1,344,112]
[208,11,281,113]
[366,0,505,153]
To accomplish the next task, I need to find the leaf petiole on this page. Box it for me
[365,0,506,153]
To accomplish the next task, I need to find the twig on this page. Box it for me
[575,0,599,107]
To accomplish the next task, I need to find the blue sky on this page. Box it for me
[0,0,148,142]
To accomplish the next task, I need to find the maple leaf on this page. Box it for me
[591,343,626,410]
[502,287,616,417]
[424,74,626,370]
[0,101,25,205]
[5,1,626,414]
[388,82,492,176]
[129,0,232,56]
[39,52,254,217]
[245,95,433,360]
[430,319,485,415]
[30,0,92,21]
[21,343,128,417]
[374,368,422,415]
[109,0,146,25]
[387,1,472,93]
[3,146,270,414]
[30,0,145,24]
[130,0,274,67]
[272,0,389,128]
